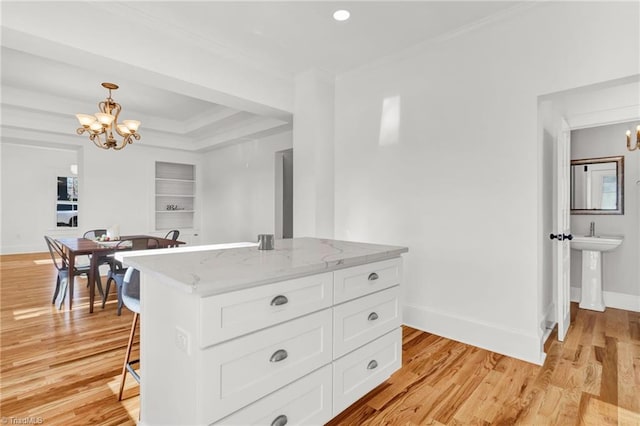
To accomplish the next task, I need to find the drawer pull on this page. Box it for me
[271,415,288,426]
[270,295,289,306]
[368,272,379,281]
[367,360,378,370]
[269,349,288,363]
[368,312,379,321]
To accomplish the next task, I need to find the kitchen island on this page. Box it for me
[117,237,408,425]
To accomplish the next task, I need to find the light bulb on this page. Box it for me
[123,120,140,132]
[117,124,132,135]
[95,113,115,126]
[76,114,96,127]
[333,9,350,21]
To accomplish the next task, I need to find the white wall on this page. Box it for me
[201,131,293,244]
[1,143,79,253]
[538,101,556,333]
[570,121,640,309]
[333,2,639,364]
[0,140,201,254]
[292,69,335,238]
[1,128,293,253]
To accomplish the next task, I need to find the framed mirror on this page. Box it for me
[570,156,624,215]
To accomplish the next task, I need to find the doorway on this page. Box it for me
[540,74,640,349]
[275,148,293,239]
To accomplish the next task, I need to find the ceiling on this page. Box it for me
[1,1,526,152]
[117,1,522,76]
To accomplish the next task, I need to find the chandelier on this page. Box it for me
[75,82,141,150]
[626,124,640,151]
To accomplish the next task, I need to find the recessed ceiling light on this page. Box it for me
[333,9,350,22]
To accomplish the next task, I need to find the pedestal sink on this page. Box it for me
[570,235,623,311]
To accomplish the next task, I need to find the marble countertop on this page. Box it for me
[116,237,408,295]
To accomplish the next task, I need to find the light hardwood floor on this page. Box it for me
[1,252,639,425]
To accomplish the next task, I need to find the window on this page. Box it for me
[56,176,78,227]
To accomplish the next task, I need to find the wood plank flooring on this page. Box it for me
[1,253,139,425]
[2,252,639,425]
[327,304,640,425]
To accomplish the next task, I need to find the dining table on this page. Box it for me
[55,235,185,313]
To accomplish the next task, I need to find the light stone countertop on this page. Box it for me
[116,237,408,296]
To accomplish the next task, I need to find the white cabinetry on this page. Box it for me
[333,285,401,358]
[137,250,404,425]
[199,273,333,347]
[214,365,333,426]
[201,309,333,421]
[333,327,402,415]
[155,161,195,230]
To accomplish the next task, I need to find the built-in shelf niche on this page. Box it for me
[155,161,195,230]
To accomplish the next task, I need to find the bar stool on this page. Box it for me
[118,267,141,400]
[102,238,159,315]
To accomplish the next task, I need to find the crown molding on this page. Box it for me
[567,105,640,130]
[192,117,290,151]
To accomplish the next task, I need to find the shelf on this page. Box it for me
[156,161,195,231]
[156,210,195,214]
[156,181,194,195]
[156,178,195,183]
[156,161,195,180]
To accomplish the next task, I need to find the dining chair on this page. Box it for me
[102,237,160,315]
[164,229,180,241]
[117,267,141,401]
[44,235,93,309]
[164,229,180,247]
[82,229,110,297]
[83,229,107,240]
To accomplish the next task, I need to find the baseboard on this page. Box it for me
[540,301,556,331]
[0,244,44,255]
[403,304,544,366]
[570,287,640,312]
[538,302,556,355]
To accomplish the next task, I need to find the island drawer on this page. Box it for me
[199,272,333,347]
[213,365,332,425]
[199,309,333,422]
[333,285,401,358]
[332,327,402,416]
[333,258,402,304]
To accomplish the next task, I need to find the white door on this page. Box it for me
[555,118,572,341]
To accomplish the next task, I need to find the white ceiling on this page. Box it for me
[119,1,522,75]
[1,1,526,152]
